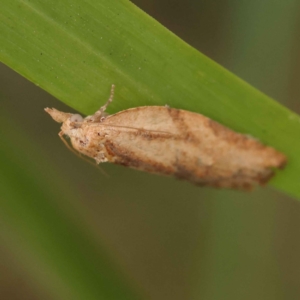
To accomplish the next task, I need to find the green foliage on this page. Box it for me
[0,0,300,298]
[1,0,299,198]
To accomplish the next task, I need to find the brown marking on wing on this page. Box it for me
[208,119,260,149]
[167,108,200,142]
[208,119,287,168]
[104,140,174,175]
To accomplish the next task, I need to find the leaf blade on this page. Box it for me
[0,0,299,198]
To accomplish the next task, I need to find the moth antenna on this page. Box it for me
[86,84,115,122]
[100,84,115,114]
[58,132,109,177]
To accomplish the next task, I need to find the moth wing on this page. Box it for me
[100,106,286,189]
[103,106,185,135]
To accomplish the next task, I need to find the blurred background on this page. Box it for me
[1,0,300,299]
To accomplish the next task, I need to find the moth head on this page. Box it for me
[45,108,84,138]
[45,107,73,123]
[45,108,84,126]
[69,114,83,123]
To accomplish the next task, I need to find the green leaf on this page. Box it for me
[0,0,299,199]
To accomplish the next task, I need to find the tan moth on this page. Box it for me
[45,85,286,190]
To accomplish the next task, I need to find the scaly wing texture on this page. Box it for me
[89,107,287,189]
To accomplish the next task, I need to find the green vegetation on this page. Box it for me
[0,0,300,299]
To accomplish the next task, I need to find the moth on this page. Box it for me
[45,85,286,190]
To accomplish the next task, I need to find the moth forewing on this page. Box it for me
[45,85,287,190]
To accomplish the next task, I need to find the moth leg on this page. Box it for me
[59,131,88,162]
[58,131,109,177]
[86,84,115,122]
[59,131,81,157]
